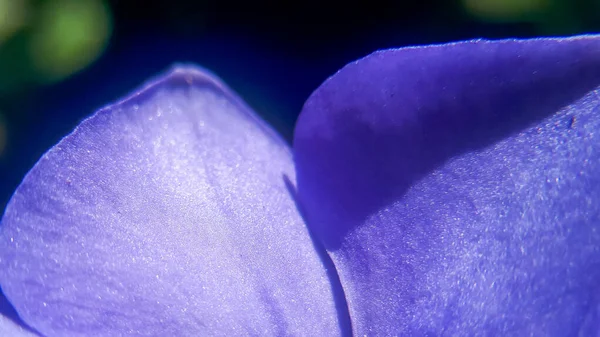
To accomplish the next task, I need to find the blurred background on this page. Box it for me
[0,0,599,210]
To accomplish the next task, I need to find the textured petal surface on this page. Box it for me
[0,66,342,336]
[294,36,600,335]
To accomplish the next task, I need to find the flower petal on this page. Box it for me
[294,36,600,335]
[0,66,343,336]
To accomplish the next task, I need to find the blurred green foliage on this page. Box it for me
[29,0,112,81]
[0,0,112,95]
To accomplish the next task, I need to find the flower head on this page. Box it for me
[1,36,600,336]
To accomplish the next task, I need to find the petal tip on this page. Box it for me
[106,63,231,110]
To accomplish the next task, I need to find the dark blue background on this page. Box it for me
[1,0,599,210]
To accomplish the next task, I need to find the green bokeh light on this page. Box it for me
[0,0,29,44]
[28,0,112,81]
[461,0,585,35]
[462,0,548,22]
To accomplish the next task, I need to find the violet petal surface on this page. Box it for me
[0,66,341,336]
[294,36,600,335]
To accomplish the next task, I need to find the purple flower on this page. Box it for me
[1,35,600,336]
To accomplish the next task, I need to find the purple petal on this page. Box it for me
[294,36,600,335]
[0,66,342,336]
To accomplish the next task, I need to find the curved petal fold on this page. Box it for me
[294,36,600,335]
[1,66,341,336]
[1,290,39,337]
[0,314,39,337]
